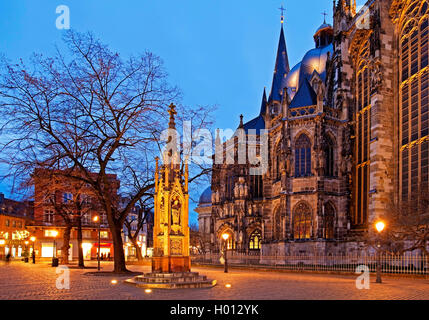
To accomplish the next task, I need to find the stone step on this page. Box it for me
[134,275,207,284]
[124,278,217,289]
[143,272,200,278]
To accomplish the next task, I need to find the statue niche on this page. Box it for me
[171,196,182,234]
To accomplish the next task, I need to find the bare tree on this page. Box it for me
[190,223,207,255]
[380,188,429,255]
[364,187,429,257]
[123,206,152,261]
[0,31,214,272]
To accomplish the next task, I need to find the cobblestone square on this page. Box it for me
[0,261,428,300]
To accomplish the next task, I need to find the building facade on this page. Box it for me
[121,196,154,259]
[196,0,429,256]
[28,169,118,261]
[0,193,33,259]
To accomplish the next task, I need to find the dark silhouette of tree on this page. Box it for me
[0,31,213,272]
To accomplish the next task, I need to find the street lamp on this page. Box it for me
[24,241,29,263]
[222,233,229,273]
[375,220,385,284]
[51,230,58,267]
[30,236,36,264]
[0,239,5,260]
[93,216,101,271]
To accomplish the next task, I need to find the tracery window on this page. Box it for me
[295,134,312,177]
[274,143,282,181]
[353,41,371,227]
[399,1,429,202]
[250,174,263,199]
[324,135,335,177]
[293,202,312,240]
[226,175,235,200]
[323,202,335,239]
[249,229,262,250]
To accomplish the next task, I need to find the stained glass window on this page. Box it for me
[295,134,312,177]
[249,230,262,250]
[399,1,429,201]
[293,202,312,240]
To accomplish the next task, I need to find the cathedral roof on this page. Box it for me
[289,78,317,109]
[243,115,265,135]
[198,187,212,206]
[283,20,333,101]
[298,43,333,87]
[314,23,333,38]
[241,88,267,135]
[268,25,290,103]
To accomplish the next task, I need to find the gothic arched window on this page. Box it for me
[323,202,335,239]
[295,134,312,177]
[250,174,263,199]
[324,135,335,177]
[226,175,235,200]
[273,208,283,240]
[353,40,371,227]
[293,202,312,240]
[249,229,262,250]
[399,1,429,202]
[275,143,282,181]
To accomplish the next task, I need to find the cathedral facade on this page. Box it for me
[195,0,429,256]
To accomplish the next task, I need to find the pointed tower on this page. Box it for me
[260,88,268,116]
[334,0,356,20]
[268,9,290,104]
[152,103,191,273]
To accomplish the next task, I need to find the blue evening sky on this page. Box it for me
[0,0,366,224]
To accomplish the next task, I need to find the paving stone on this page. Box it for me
[0,261,428,300]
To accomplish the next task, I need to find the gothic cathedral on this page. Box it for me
[195,0,429,256]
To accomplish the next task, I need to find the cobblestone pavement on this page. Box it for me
[0,260,428,300]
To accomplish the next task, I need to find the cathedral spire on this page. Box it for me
[168,103,177,129]
[259,87,268,116]
[268,9,290,104]
[239,114,244,128]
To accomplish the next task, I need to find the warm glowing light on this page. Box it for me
[51,230,58,238]
[222,233,229,241]
[30,236,36,242]
[0,240,5,245]
[144,289,152,293]
[225,283,232,288]
[25,241,29,245]
[375,221,385,233]
[111,280,118,285]
[93,216,99,222]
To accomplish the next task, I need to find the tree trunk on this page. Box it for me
[77,216,84,268]
[111,222,128,273]
[130,237,144,261]
[61,224,72,265]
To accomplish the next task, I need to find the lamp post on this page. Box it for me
[222,233,229,273]
[0,239,5,260]
[51,230,58,267]
[375,221,385,284]
[24,241,29,263]
[93,216,101,271]
[30,236,36,264]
